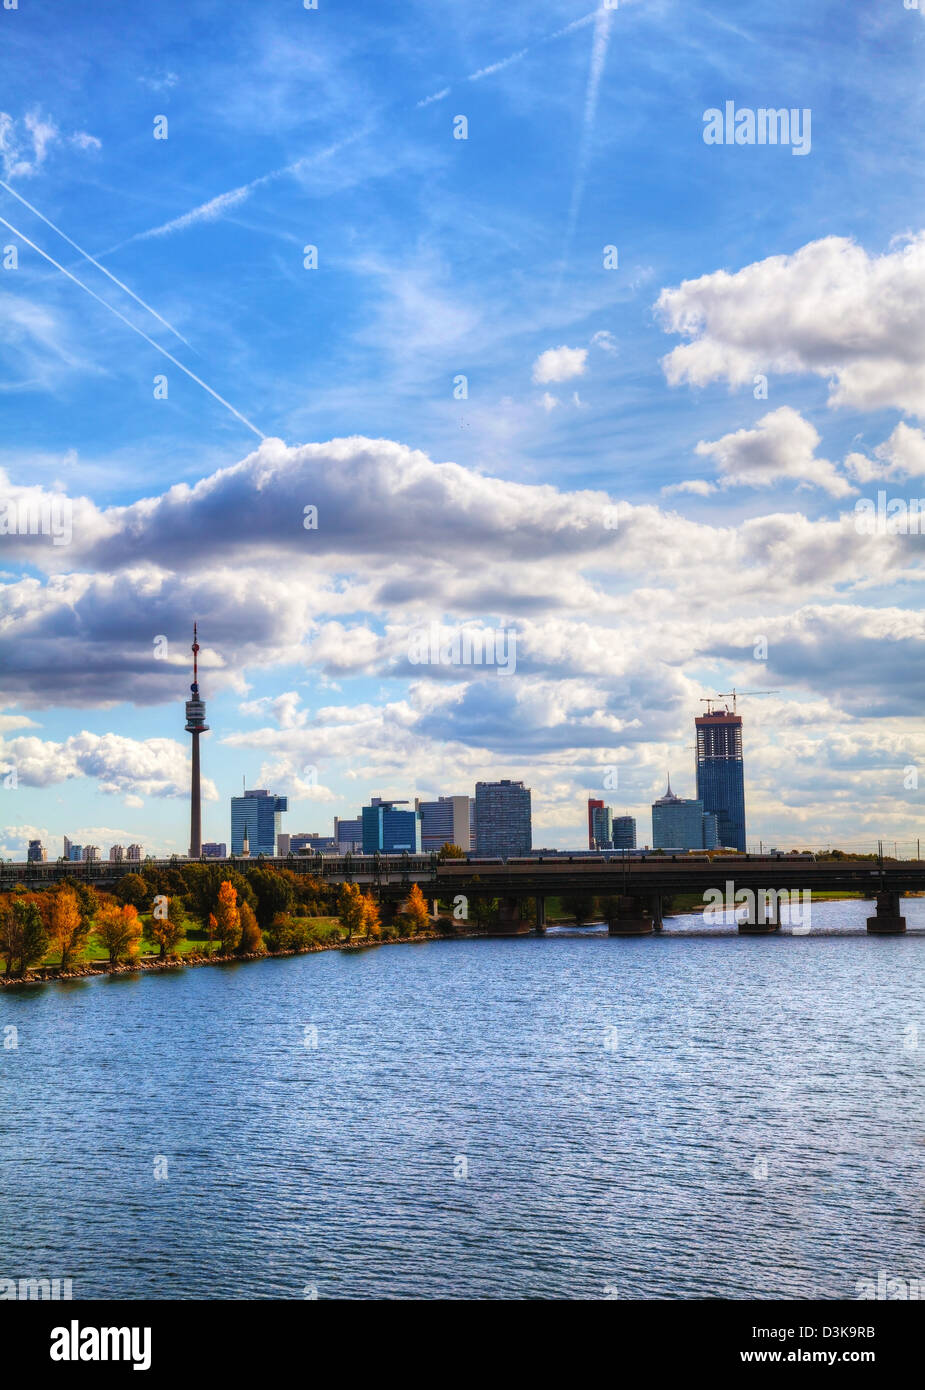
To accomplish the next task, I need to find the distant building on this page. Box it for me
[415,795,472,851]
[231,789,288,857]
[334,817,363,851]
[612,816,636,850]
[361,798,422,854]
[126,844,142,862]
[651,776,712,851]
[27,839,46,863]
[109,845,125,862]
[64,836,82,862]
[474,780,532,858]
[82,845,101,863]
[277,833,291,857]
[202,842,226,858]
[587,798,604,850]
[696,706,746,852]
[589,803,612,850]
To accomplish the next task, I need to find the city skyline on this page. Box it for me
[2,2,925,861]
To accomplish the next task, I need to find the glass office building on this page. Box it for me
[230,788,288,856]
[612,815,636,849]
[474,780,532,857]
[695,710,746,851]
[651,778,711,850]
[361,799,422,853]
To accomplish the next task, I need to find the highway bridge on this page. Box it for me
[2,851,920,934]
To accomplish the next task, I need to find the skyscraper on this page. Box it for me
[231,789,288,856]
[185,622,209,859]
[695,705,746,851]
[651,776,711,851]
[415,795,472,851]
[590,803,612,849]
[474,780,531,857]
[587,798,604,850]
[612,815,636,850]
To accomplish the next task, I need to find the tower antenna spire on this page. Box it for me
[185,621,209,858]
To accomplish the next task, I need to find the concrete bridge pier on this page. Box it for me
[738,890,783,934]
[607,895,655,937]
[867,891,907,934]
[498,896,530,935]
[650,893,664,933]
[535,896,546,934]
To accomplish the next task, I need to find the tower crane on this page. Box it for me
[710,688,779,713]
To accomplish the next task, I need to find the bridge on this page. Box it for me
[2,852,921,935]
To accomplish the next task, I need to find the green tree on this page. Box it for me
[114,873,149,912]
[248,867,296,929]
[0,898,48,976]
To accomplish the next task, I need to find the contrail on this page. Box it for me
[116,13,601,247]
[0,177,193,348]
[558,6,614,286]
[0,214,265,440]
[116,129,370,251]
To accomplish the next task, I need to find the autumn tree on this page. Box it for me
[337,882,365,941]
[237,900,264,955]
[149,897,186,961]
[214,880,240,954]
[49,885,90,970]
[207,912,217,957]
[0,898,48,977]
[360,892,381,939]
[403,882,431,935]
[96,902,143,966]
[438,843,466,859]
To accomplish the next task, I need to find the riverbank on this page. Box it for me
[0,924,489,990]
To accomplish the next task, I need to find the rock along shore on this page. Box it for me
[0,926,491,991]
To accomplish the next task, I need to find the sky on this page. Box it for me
[1,0,925,859]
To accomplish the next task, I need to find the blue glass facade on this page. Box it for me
[231,789,288,856]
[696,712,746,851]
[361,800,422,853]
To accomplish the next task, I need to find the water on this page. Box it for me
[2,899,923,1300]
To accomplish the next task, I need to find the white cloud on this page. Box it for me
[0,109,99,179]
[694,407,857,497]
[845,422,925,484]
[657,233,925,418]
[532,345,588,384]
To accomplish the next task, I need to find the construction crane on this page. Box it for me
[710,688,779,713]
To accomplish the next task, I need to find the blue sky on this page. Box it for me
[2,0,925,857]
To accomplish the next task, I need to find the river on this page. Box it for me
[2,898,922,1299]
